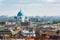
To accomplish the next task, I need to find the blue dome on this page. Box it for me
[25,16,28,19]
[14,16,17,19]
[17,11,23,16]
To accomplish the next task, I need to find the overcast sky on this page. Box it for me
[0,0,60,16]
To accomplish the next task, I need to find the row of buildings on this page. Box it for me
[0,10,36,38]
[0,10,60,39]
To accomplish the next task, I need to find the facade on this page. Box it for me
[0,21,5,27]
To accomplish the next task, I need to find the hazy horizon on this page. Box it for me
[0,0,60,16]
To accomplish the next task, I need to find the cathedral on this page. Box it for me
[14,10,29,23]
[16,10,30,26]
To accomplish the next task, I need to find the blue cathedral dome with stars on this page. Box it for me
[17,10,23,17]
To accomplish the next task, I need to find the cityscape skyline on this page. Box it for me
[0,0,60,16]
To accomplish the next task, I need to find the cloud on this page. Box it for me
[0,0,4,5]
[42,0,56,3]
[0,0,60,16]
[0,0,3,2]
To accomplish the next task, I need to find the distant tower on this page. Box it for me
[24,16,28,22]
[17,9,23,22]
